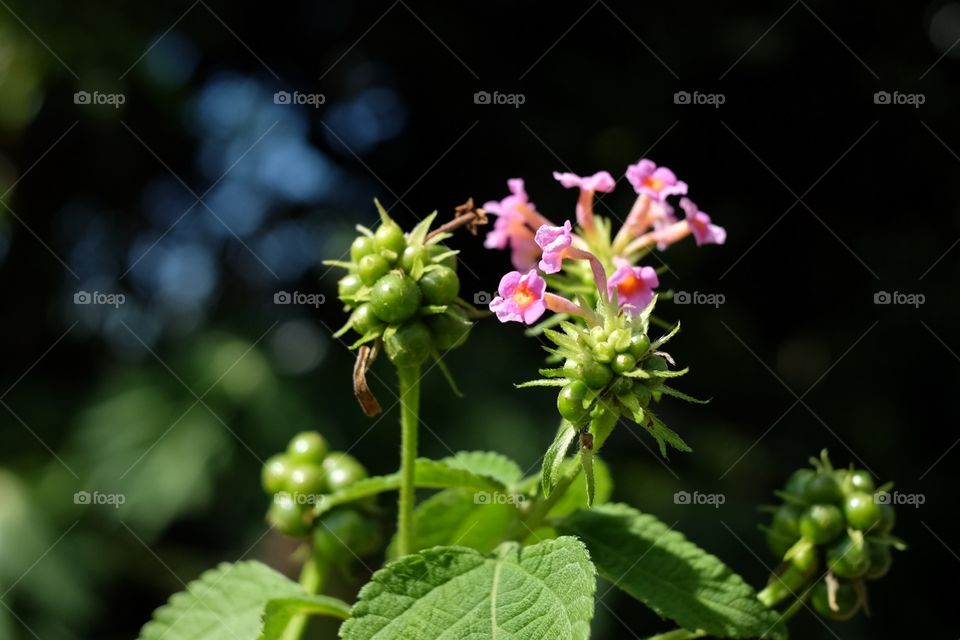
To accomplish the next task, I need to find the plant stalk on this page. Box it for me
[396,365,421,556]
[283,554,326,640]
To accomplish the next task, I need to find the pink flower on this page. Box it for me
[608,259,659,314]
[483,179,552,269]
[626,159,687,201]
[680,198,726,246]
[489,269,547,325]
[534,220,573,274]
[552,170,615,234]
[552,171,616,193]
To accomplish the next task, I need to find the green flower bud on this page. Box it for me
[558,381,590,424]
[350,236,376,262]
[843,492,882,531]
[358,254,391,286]
[811,580,859,621]
[582,361,613,389]
[370,274,422,323]
[287,431,328,464]
[425,307,472,350]
[783,468,814,497]
[287,463,326,497]
[322,452,369,492]
[351,303,383,335]
[826,534,870,578]
[628,334,651,358]
[338,273,363,299]
[593,342,615,364]
[267,493,310,537]
[261,454,291,495]
[612,353,637,375]
[400,245,425,272]
[429,243,457,271]
[803,472,843,505]
[418,266,460,305]
[384,321,432,368]
[374,222,406,255]
[608,329,631,353]
[841,469,875,495]
[799,504,844,544]
[864,540,892,579]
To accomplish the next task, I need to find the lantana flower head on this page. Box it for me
[608,258,659,315]
[489,269,547,325]
[626,159,688,201]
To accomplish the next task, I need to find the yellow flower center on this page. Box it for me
[642,176,665,193]
[617,272,643,297]
[512,283,535,308]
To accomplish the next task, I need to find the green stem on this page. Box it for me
[283,555,326,640]
[396,365,421,556]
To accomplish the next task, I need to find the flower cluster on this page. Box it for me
[483,159,724,457]
[484,159,725,327]
[330,203,474,369]
[762,451,902,621]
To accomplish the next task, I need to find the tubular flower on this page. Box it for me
[681,198,727,247]
[483,179,553,270]
[608,258,659,315]
[552,171,615,234]
[626,159,688,201]
[489,269,547,325]
[535,220,573,274]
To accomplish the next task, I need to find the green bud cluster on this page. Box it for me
[261,430,369,537]
[525,297,695,455]
[556,325,654,424]
[763,450,901,621]
[333,204,473,368]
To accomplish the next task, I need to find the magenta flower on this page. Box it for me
[607,259,659,314]
[552,170,615,234]
[626,159,688,201]
[489,269,547,325]
[680,198,726,246]
[535,220,573,274]
[552,171,616,193]
[483,179,552,270]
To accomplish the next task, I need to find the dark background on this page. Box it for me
[0,1,957,638]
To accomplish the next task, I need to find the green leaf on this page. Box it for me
[321,259,354,269]
[374,198,392,225]
[341,537,595,640]
[558,504,784,640]
[440,450,524,487]
[649,367,689,379]
[260,595,350,639]
[659,385,710,404]
[314,457,508,517]
[651,322,681,349]
[581,447,596,507]
[643,413,693,456]
[386,488,521,558]
[139,561,338,640]
[407,211,438,245]
[516,378,569,388]
[548,458,613,518]
[542,423,577,497]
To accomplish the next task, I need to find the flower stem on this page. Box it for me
[283,554,326,640]
[396,365,421,556]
